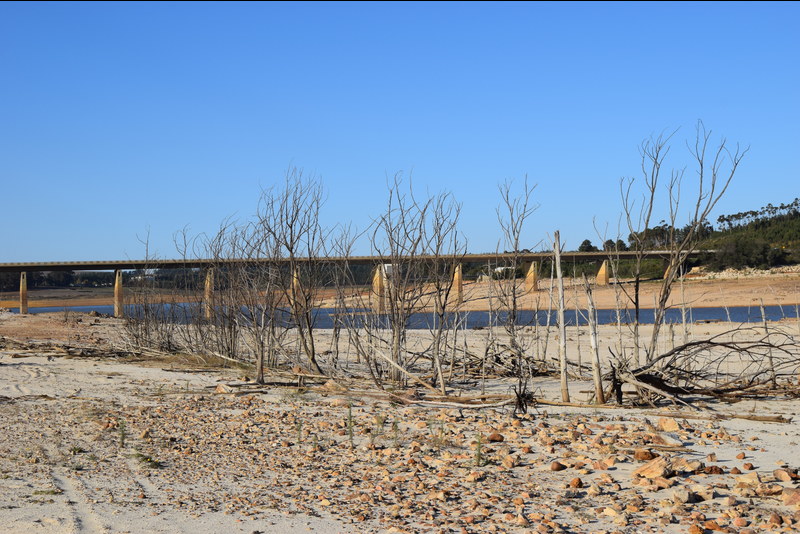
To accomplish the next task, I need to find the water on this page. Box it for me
[6,303,798,328]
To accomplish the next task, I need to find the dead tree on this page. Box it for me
[493,178,538,397]
[370,174,432,384]
[257,169,329,375]
[619,122,747,367]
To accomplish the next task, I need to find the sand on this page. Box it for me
[2,307,800,533]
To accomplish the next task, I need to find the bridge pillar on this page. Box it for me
[114,270,124,317]
[596,260,610,286]
[204,268,214,319]
[453,264,463,306]
[372,264,386,314]
[524,261,538,292]
[19,272,28,314]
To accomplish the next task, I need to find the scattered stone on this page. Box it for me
[632,457,672,479]
[487,431,504,443]
[657,417,680,432]
[550,461,567,472]
[634,449,657,462]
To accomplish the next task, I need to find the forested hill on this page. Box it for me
[700,198,800,269]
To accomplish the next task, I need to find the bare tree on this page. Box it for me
[257,169,329,374]
[494,178,538,410]
[423,191,466,394]
[619,122,747,367]
[370,174,432,384]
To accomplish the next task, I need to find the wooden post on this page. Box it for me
[596,260,610,286]
[204,268,214,319]
[372,265,386,314]
[524,261,538,292]
[453,264,463,307]
[114,270,124,318]
[554,231,570,402]
[19,272,28,314]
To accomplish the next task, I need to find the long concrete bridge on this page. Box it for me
[0,250,697,316]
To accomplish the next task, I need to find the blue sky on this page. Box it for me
[1,1,797,261]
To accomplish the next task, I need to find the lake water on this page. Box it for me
[6,303,799,328]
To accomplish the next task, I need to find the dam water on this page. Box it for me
[6,303,799,328]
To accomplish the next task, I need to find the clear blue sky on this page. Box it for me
[1,1,797,261]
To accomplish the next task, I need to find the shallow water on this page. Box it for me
[7,302,799,328]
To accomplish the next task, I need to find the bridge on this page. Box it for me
[0,250,699,316]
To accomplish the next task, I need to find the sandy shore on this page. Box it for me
[2,310,800,533]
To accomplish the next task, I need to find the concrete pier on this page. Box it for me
[596,260,610,286]
[525,261,538,292]
[114,270,124,317]
[19,272,28,314]
[372,265,386,314]
[453,264,463,306]
[204,268,214,319]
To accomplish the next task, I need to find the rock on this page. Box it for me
[672,488,697,504]
[743,462,755,470]
[703,519,723,531]
[657,417,680,432]
[214,384,232,394]
[768,513,783,525]
[634,449,657,462]
[569,477,583,488]
[736,452,746,460]
[774,468,795,482]
[782,487,800,507]
[466,471,485,483]
[501,455,517,469]
[487,431,504,443]
[550,461,567,471]
[322,380,346,392]
[671,457,704,474]
[633,457,672,479]
[736,471,761,486]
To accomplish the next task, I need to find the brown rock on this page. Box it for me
[774,468,794,482]
[671,457,704,474]
[704,519,723,531]
[688,524,703,534]
[633,457,672,479]
[743,462,754,470]
[487,431,504,443]
[634,449,657,462]
[782,487,800,507]
[736,471,761,486]
[550,461,567,471]
[768,513,783,526]
[466,471,485,483]
[736,452,746,460]
[569,477,584,488]
[657,417,680,432]
[501,455,517,469]
[730,467,742,474]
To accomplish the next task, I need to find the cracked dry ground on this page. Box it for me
[3,382,800,534]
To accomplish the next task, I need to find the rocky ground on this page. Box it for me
[1,311,800,533]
